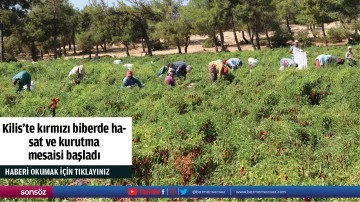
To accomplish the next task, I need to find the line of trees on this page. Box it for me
[1,0,359,62]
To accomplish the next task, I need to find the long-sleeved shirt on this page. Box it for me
[69,65,85,80]
[208,60,224,77]
[280,58,295,67]
[345,51,353,60]
[172,61,188,78]
[120,76,143,89]
[226,58,242,70]
[289,46,303,60]
[12,71,31,92]
[315,55,336,66]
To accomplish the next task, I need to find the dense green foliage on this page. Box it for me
[1,0,360,61]
[0,45,359,200]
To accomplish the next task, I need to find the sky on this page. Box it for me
[68,0,119,10]
[68,0,188,10]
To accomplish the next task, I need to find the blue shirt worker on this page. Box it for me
[170,61,192,79]
[315,55,344,68]
[120,70,143,89]
[226,58,242,71]
[12,71,31,93]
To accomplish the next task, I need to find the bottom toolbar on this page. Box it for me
[1,186,360,198]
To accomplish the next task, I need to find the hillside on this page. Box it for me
[1,45,359,201]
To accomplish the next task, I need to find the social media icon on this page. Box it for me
[162,189,165,195]
[180,189,187,195]
[127,188,138,196]
[169,189,177,195]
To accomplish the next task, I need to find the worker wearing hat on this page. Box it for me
[208,60,228,84]
[345,46,356,66]
[120,70,143,89]
[289,40,303,60]
[68,64,85,84]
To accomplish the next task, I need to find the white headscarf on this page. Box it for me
[78,65,85,74]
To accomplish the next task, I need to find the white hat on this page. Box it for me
[248,58,258,66]
[348,46,352,49]
[186,65,192,72]
[78,65,85,74]
[295,40,300,43]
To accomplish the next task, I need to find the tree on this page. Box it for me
[237,0,275,50]
[0,0,31,62]
[274,0,298,35]
[25,0,74,59]
[177,5,193,53]
[262,0,281,49]
[230,2,250,45]
[58,2,78,56]
[209,0,232,52]
[107,5,139,56]
[152,0,193,54]
[298,0,339,46]
[85,0,112,57]
[77,7,95,58]
[17,11,46,61]
[187,0,230,52]
[124,0,160,56]
[23,0,76,60]
[76,31,95,59]
[186,0,215,50]
[229,4,242,51]
[338,0,360,33]
[48,0,67,59]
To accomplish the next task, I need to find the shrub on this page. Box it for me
[271,25,293,48]
[296,30,314,47]
[1,46,360,188]
[311,29,320,39]
[202,39,213,48]
[259,39,268,46]
[152,40,168,51]
[202,37,221,48]
[327,26,351,43]
[348,33,360,45]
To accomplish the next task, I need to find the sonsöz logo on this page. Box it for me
[20,188,47,196]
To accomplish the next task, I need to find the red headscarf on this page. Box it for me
[222,67,229,74]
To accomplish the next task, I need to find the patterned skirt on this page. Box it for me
[208,65,217,82]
